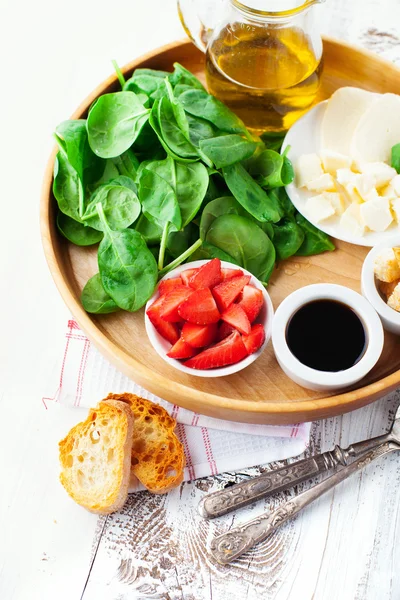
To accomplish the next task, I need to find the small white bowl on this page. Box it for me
[361,238,400,334]
[144,260,274,377]
[272,283,384,392]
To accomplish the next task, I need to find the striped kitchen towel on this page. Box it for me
[44,319,311,485]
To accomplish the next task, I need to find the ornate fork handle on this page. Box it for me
[210,442,394,565]
[199,433,389,519]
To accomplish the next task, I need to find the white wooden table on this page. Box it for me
[1,1,400,598]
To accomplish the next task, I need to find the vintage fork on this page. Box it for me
[199,404,400,520]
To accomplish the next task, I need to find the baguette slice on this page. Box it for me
[59,400,134,514]
[105,393,185,494]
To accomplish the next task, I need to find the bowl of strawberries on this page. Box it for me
[144,259,273,377]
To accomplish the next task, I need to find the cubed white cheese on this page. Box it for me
[306,194,336,223]
[340,204,365,237]
[296,154,324,188]
[381,183,397,199]
[391,198,400,223]
[325,192,347,215]
[354,173,375,200]
[336,168,357,186]
[305,173,336,193]
[391,174,400,196]
[360,197,393,232]
[344,182,364,204]
[360,162,397,188]
[364,188,380,202]
[321,151,353,174]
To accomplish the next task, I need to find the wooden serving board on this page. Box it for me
[41,38,400,425]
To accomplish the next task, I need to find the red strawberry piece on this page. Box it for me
[216,321,234,342]
[159,286,193,322]
[167,337,197,359]
[178,288,220,325]
[221,268,244,281]
[238,285,264,323]
[181,268,199,286]
[146,297,180,345]
[212,275,251,312]
[184,331,248,370]
[181,322,218,348]
[189,258,222,290]
[221,304,251,335]
[242,324,266,355]
[158,277,183,296]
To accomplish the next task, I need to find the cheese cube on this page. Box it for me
[360,198,393,232]
[354,173,375,201]
[340,204,365,237]
[364,188,380,202]
[381,183,397,199]
[305,173,336,193]
[360,162,397,188]
[336,168,357,186]
[296,154,324,188]
[322,191,346,215]
[305,194,335,223]
[374,248,400,282]
[391,174,400,196]
[344,182,364,204]
[391,198,400,222]
[321,151,353,174]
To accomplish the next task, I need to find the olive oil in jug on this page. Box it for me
[206,22,322,133]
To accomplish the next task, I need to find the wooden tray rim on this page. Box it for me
[40,37,400,422]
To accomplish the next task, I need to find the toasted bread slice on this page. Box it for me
[388,282,400,312]
[379,279,400,299]
[59,400,134,514]
[374,248,400,282]
[105,393,185,494]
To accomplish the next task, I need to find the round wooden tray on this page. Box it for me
[41,38,400,425]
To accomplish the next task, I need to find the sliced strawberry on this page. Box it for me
[167,337,197,359]
[184,331,248,370]
[221,304,251,335]
[238,285,264,323]
[158,277,182,296]
[159,286,193,322]
[181,322,218,348]
[212,275,251,312]
[221,268,244,281]
[146,297,180,344]
[189,258,222,289]
[216,321,234,342]
[181,268,198,286]
[242,324,266,355]
[178,288,220,325]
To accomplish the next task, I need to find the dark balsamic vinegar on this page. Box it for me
[286,300,367,373]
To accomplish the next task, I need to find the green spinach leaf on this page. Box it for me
[295,213,335,256]
[248,148,294,189]
[83,184,141,231]
[57,212,103,246]
[206,214,276,283]
[272,217,305,261]
[168,63,206,91]
[111,149,139,179]
[178,88,251,138]
[87,92,150,158]
[53,152,84,222]
[81,273,119,314]
[392,143,400,174]
[97,204,158,311]
[191,241,238,264]
[55,120,104,186]
[134,214,163,244]
[222,163,283,223]
[199,135,257,168]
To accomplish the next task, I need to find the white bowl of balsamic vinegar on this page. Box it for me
[272,284,384,392]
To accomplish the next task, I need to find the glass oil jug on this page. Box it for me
[178,0,326,133]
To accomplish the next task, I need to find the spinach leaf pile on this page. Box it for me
[53,62,334,315]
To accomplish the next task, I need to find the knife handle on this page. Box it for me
[198,434,389,520]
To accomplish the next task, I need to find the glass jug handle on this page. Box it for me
[177,0,228,53]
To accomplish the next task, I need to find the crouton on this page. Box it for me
[373,248,400,283]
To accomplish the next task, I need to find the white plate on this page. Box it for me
[281,101,400,247]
